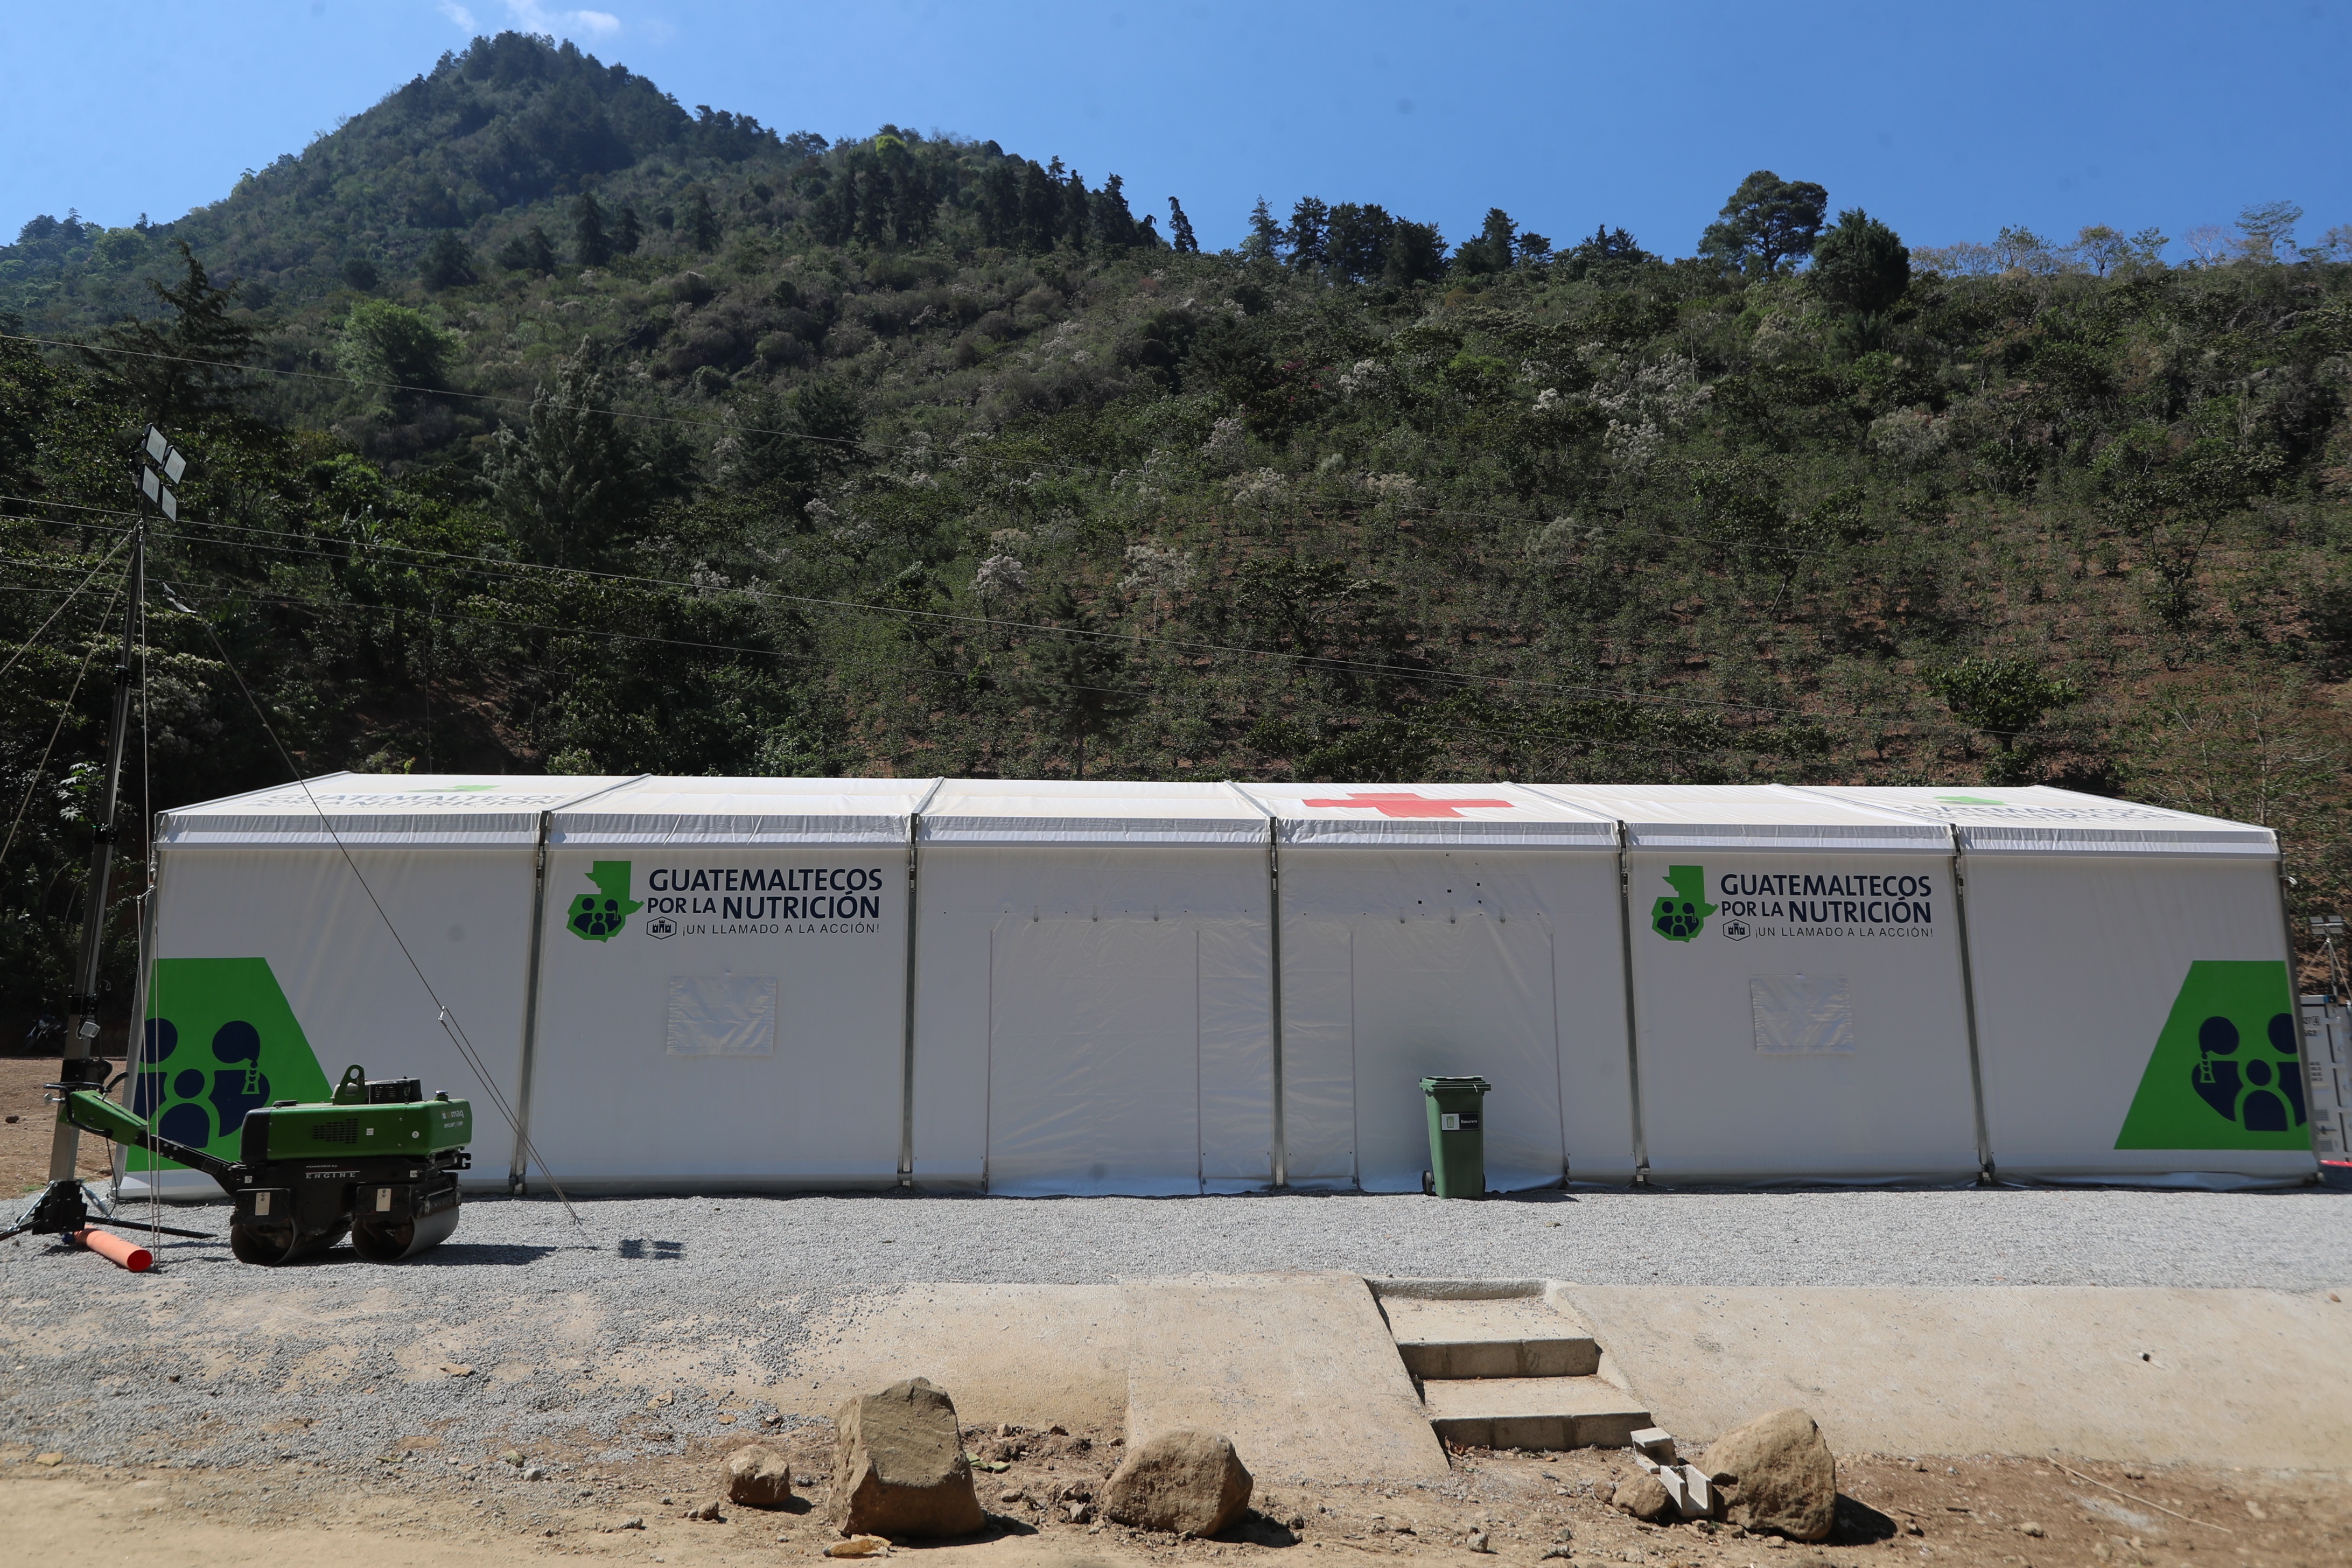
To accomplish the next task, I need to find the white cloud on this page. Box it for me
[503,1,621,39]
[437,1,479,30]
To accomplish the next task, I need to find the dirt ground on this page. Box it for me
[3,1420,2344,1568]
[0,1055,114,1198]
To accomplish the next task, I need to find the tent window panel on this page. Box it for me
[1749,975,1854,1055]
[666,974,778,1057]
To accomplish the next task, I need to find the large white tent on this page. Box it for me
[128,773,2314,1196]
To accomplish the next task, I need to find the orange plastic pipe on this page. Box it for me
[74,1228,153,1272]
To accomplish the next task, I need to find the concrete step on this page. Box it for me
[1380,1293,1601,1379]
[1419,1374,1653,1451]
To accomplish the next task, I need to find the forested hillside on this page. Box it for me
[3,31,2348,1028]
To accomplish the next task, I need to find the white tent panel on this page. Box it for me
[1530,785,1979,1181]
[520,778,936,1189]
[1234,785,1631,1190]
[986,916,1206,1195]
[135,775,637,1196]
[913,781,1273,1191]
[1810,786,2302,1180]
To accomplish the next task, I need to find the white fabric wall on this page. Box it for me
[149,844,538,1189]
[1960,852,2307,1178]
[524,844,907,1187]
[1276,846,1633,1191]
[1624,848,1982,1181]
[913,844,1271,1192]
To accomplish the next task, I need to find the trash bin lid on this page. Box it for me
[1419,1076,1491,1094]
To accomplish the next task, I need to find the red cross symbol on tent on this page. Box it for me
[1299,792,1516,819]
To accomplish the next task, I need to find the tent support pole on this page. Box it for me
[509,810,555,1194]
[1266,820,1287,1189]
[1612,824,1650,1185]
[898,781,944,1189]
[1947,827,1996,1185]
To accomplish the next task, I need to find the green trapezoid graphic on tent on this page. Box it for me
[1649,864,1717,942]
[566,859,642,941]
[2115,960,2307,1150]
[133,957,332,1175]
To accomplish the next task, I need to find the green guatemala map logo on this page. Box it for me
[1650,864,1717,942]
[568,860,643,941]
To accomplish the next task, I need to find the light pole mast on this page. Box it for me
[43,426,177,1186]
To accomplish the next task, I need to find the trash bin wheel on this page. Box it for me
[1421,1170,1434,1196]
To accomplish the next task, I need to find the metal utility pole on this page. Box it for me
[43,427,176,1186]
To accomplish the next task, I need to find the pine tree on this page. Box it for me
[1019,584,1140,779]
[1242,197,1282,260]
[84,243,259,428]
[572,192,612,267]
[418,231,478,291]
[485,340,646,567]
[681,187,720,251]
[1287,197,1329,270]
[1168,197,1199,254]
[614,202,644,255]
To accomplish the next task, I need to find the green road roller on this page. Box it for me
[23,1059,473,1264]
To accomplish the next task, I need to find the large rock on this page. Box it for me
[725,1443,795,1508]
[829,1378,986,1539]
[1611,1471,1676,1523]
[1101,1428,1254,1537]
[1701,1407,1837,1543]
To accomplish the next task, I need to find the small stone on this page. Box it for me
[686,1499,723,1521]
[1101,1427,1254,1537]
[724,1444,794,1508]
[440,1364,474,1377]
[999,1488,1025,1504]
[1047,1424,1069,1436]
[501,1450,524,1467]
[523,1466,549,1481]
[33,1453,63,1467]
[825,1535,890,1557]
[1465,1528,1494,1553]
[1065,1500,1094,1523]
[619,1517,645,1530]
[1540,1549,1572,1562]
[2019,1522,2046,1537]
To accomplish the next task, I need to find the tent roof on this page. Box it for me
[1524,783,1948,852]
[1235,782,1616,848]
[159,774,2277,858]
[919,780,1268,845]
[157,773,641,848]
[1798,785,2278,857]
[551,776,943,846]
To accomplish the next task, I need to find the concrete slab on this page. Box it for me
[1560,1285,2352,1471]
[785,1284,1132,1432]
[1419,1375,1652,1451]
[1123,1272,1450,1483]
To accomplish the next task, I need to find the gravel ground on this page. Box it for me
[4,1186,2348,1478]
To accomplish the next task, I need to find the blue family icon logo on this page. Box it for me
[2115,961,2306,1150]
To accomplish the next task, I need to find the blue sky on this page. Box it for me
[9,1,2349,262]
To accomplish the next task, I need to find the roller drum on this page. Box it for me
[349,1202,459,1261]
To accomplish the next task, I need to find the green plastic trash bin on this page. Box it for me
[1419,1075,1491,1198]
